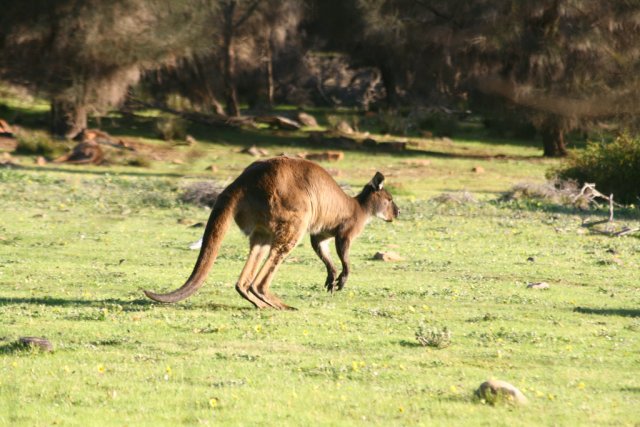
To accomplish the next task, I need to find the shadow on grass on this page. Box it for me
[496,199,640,221]
[0,296,251,312]
[0,341,30,355]
[0,296,153,310]
[0,338,52,355]
[398,340,423,348]
[574,307,640,318]
[9,104,547,162]
[13,164,190,179]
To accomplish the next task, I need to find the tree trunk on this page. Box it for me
[540,121,567,157]
[222,2,240,117]
[50,98,87,139]
[265,30,274,108]
[379,63,398,108]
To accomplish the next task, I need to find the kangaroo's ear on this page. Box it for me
[369,172,385,191]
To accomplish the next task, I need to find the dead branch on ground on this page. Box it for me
[578,183,639,236]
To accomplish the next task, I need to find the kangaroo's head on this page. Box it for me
[360,172,399,222]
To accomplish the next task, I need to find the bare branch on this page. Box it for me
[234,0,261,29]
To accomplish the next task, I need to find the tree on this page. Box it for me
[217,0,303,116]
[306,1,640,155]
[413,1,640,156]
[0,0,217,138]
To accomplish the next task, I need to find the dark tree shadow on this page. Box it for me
[574,307,640,318]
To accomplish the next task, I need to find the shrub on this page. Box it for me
[14,131,58,157]
[554,134,640,204]
[415,324,452,349]
[155,116,187,141]
[418,112,459,137]
[179,181,223,208]
[376,111,411,135]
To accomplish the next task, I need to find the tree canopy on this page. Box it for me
[2,0,640,155]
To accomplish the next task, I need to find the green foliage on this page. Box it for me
[555,134,640,204]
[14,132,59,157]
[375,111,411,135]
[418,113,459,137]
[155,116,187,141]
[415,324,452,348]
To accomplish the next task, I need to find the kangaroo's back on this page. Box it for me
[232,157,354,233]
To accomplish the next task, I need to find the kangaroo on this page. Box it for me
[144,156,399,309]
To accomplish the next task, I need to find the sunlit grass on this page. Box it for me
[0,106,639,426]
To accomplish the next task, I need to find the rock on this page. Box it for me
[241,145,262,157]
[296,112,318,127]
[335,120,354,134]
[185,135,197,145]
[472,166,485,173]
[205,164,218,173]
[527,282,549,290]
[0,152,20,167]
[240,146,269,157]
[373,251,404,262]
[35,156,47,166]
[18,337,54,352]
[475,379,527,405]
[189,238,203,250]
[403,159,431,167]
[304,151,344,162]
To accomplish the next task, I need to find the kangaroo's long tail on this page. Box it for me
[143,190,239,303]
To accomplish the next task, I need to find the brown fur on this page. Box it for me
[144,156,399,310]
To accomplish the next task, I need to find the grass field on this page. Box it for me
[0,107,639,426]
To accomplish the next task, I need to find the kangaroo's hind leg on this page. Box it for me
[235,232,271,308]
[249,222,306,310]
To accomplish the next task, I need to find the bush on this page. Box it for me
[415,324,452,349]
[554,134,640,204]
[14,131,58,157]
[155,116,187,141]
[179,181,223,208]
[418,112,459,137]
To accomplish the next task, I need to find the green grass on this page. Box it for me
[0,104,639,426]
